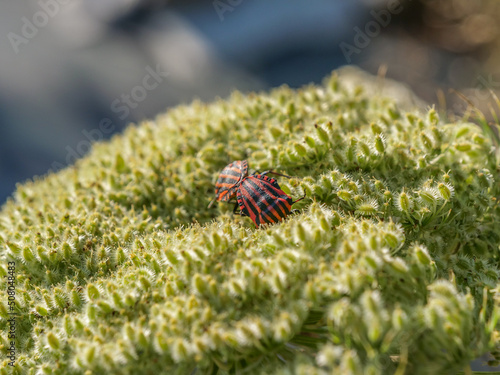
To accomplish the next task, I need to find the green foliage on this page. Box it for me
[0,70,499,374]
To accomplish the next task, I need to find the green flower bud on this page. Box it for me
[397,192,411,212]
[35,305,49,316]
[384,232,401,249]
[428,108,439,125]
[305,135,316,148]
[138,330,149,349]
[63,315,72,336]
[358,141,371,157]
[456,125,470,138]
[455,143,471,152]
[320,175,333,191]
[374,135,385,154]
[392,307,406,330]
[273,313,293,342]
[388,106,400,120]
[193,274,206,296]
[383,190,392,201]
[46,332,60,350]
[348,181,359,193]
[164,249,179,266]
[419,189,437,205]
[315,124,330,144]
[86,304,97,322]
[431,126,443,142]
[388,258,408,274]
[86,284,100,300]
[472,134,486,144]
[112,292,122,308]
[415,246,432,266]
[212,232,221,248]
[312,184,324,197]
[337,190,352,201]
[342,350,362,373]
[252,150,267,160]
[272,232,286,246]
[296,223,308,243]
[294,142,307,157]
[320,216,330,232]
[332,150,344,165]
[53,288,67,310]
[7,242,21,255]
[154,333,169,353]
[139,276,151,290]
[371,122,383,134]
[417,156,426,169]
[355,200,379,216]
[71,289,83,308]
[420,132,434,150]
[97,300,112,314]
[229,279,244,296]
[406,113,418,126]
[86,346,96,365]
[172,338,190,362]
[331,211,341,226]
[22,247,35,263]
[371,180,382,192]
[269,126,282,139]
[165,283,175,297]
[438,183,454,200]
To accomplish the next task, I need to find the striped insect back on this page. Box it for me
[208,160,248,207]
[237,174,294,227]
[208,161,304,226]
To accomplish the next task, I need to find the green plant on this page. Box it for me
[0,70,499,374]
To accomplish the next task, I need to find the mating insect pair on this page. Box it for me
[208,160,305,227]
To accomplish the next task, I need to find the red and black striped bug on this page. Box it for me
[236,173,305,227]
[207,160,249,208]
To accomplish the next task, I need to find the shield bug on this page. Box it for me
[236,173,305,227]
[208,160,249,208]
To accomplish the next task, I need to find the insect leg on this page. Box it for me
[292,192,307,204]
[207,196,217,209]
[233,201,248,216]
[266,170,292,178]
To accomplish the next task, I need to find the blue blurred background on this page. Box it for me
[1,0,499,207]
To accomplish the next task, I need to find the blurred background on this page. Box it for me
[1,0,500,207]
[0,0,499,370]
